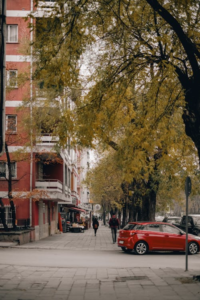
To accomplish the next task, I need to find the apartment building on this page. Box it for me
[0,0,90,241]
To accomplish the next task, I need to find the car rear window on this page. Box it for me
[123,223,146,230]
[134,224,146,230]
[123,224,137,230]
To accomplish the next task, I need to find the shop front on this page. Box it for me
[58,204,89,231]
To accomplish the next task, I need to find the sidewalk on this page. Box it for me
[0,262,200,300]
[0,222,119,251]
[0,224,200,300]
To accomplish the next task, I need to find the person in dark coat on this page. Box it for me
[92,217,99,236]
[109,214,120,243]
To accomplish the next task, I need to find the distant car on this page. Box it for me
[177,215,200,236]
[155,216,164,222]
[117,222,200,255]
[162,216,181,225]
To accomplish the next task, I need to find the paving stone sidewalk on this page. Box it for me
[0,224,200,300]
[0,264,200,300]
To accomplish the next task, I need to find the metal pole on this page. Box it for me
[185,176,191,272]
[185,193,188,271]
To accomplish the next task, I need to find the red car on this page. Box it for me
[117,222,200,255]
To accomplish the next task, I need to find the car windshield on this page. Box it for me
[123,224,137,230]
[182,216,193,225]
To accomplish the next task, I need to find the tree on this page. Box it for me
[85,152,123,207]
[27,0,200,220]
[30,0,200,156]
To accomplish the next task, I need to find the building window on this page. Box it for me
[67,138,70,155]
[68,168,70,188]
[6,25,18,43]
[6,115,17,133]
[7,70,18,88]
[10,162,17,178]
[0,162,17,179]
[65,165,67,186]
[0,162,6,178]
[0,206,15,229]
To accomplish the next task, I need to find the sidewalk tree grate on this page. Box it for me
[193,275,200,282]
[176,277,199,284]
[115,276,148,282]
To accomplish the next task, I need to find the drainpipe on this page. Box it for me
[0,0,6,154]
[29,0,33,227]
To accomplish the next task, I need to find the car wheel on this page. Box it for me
[134,241,148,255]
[121,247,132,253]
[188,242,199,255]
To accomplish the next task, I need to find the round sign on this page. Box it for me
[94,204,101,211]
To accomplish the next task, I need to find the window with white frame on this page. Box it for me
[7,70,18,88]
[6,115,17,133]
[0,206,15,229]
[6,25,18,42]
[10,162,17,178]
[0,162,6,178]
[0,162,17,179]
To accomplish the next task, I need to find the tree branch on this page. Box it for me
[146,0,200,79]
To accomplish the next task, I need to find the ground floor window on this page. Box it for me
[0,205,15,228]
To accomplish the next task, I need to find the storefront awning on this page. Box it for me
[69,207,86,213]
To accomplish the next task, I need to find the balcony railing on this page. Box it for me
[36,134,59,145]
[36,179,63,193]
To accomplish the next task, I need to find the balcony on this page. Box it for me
[36,179,62,192]
[35,179,70,202]
[36,134,58,145]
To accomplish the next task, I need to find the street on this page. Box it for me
[0,225,200,300]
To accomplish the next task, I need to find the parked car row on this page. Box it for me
[117,221,200,255]
[175,214,200,236]
[162,216,181,225]
[156,214,200,236]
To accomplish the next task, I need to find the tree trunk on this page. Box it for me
[122,198,127,227]
[146,0,200,163]
[182,88,200,162]
[141,190,156,221]
[5,143,16,229]
[128,197,134,222]
[118,210,122,228]
[102,208,106,225]
[136,205,142,221]
[0,198,8,230]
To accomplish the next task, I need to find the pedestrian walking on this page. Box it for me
[93,217,99,236]
[109,214,120,243]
